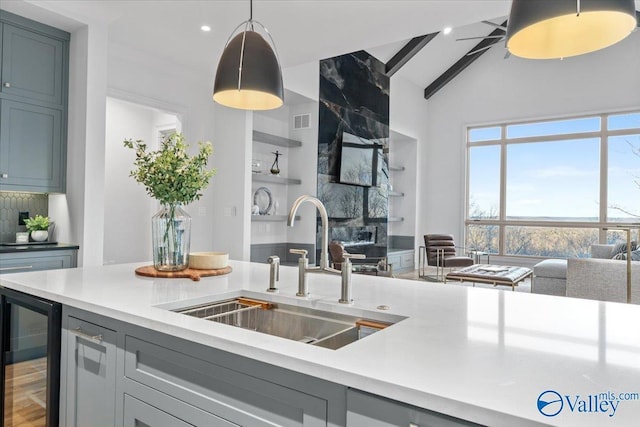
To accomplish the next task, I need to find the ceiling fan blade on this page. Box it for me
[481,20,508,31]
[456,35,505,41]
[466,44,495,56]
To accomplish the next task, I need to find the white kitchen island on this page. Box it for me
[1,260,639,426]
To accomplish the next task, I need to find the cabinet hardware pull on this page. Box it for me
[0,265,33,271]
[71,327,103,344]
[0,173,8,179]
[3,82,10,88]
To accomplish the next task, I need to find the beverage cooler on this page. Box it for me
[0,288,61,427]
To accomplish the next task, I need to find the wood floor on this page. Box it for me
[3,357,47,427]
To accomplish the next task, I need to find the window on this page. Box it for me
[466,111,640,258]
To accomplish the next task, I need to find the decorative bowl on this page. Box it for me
[189,252,229,270]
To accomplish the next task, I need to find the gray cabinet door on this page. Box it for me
[1,23,64,106]
[347,389,481,427]
[123,394,238,427]
[0,99,64,192]
[65,316,117,427]
[124,336,328,426]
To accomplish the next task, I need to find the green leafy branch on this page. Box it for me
[124,133,216,205]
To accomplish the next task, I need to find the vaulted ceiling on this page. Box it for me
[4,0,640,98]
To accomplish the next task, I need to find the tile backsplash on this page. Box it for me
[0,192,48,243]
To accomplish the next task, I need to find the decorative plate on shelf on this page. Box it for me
[253,187,273,215]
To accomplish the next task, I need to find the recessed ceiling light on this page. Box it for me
[443,27,453,35]
[201,25,211,32]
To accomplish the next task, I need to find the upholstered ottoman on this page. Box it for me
[532,259,567,296]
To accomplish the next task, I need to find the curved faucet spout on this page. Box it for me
[287,195,331,271]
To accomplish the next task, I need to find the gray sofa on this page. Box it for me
[533,244,640,304]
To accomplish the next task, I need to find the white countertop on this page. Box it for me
[1,261,639,427]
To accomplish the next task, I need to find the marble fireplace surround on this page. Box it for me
[318,50,390,259]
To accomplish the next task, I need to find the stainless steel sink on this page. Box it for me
[173,297,401,350]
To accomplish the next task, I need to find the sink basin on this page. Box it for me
[173,297,402,350]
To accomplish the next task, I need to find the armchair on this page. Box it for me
[328,242,393,277]
[422,234,474,281]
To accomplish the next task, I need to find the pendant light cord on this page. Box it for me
[576,0,581,16]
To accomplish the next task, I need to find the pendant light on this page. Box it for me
[213,0,284,110]
[506,0,638,59]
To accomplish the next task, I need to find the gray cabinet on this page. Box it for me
[1,23,65,106]
[347,389,481,427]
[123,392,238,427]
[124,335,329,426]
[63,316,117,427]
[386,249,414,274]
[0,10,69,193]
[0,99,64,192]
[0,249,77,274]
[60,308,346,427]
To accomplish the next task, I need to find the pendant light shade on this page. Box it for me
[506,0,638,59]
[212,1,284,110]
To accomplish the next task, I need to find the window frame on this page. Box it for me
[465,110,640,257]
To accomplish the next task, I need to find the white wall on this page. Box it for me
[213,106,253,261]
[103,98,178,265]
[107,43,224,256]
[424,32,640,243]
[49,20,108,267]
[389,75,428,249]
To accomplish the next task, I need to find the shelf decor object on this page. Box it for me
[124,133,215,272]
[270,150,281,175]
[507,0,637,59]
[24,215,51,242]
[212,0,284,110]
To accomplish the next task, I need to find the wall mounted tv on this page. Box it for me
[338,132,388,187]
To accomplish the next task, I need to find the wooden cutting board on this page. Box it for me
[135,265,232,282]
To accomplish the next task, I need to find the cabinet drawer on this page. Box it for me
[386,254,401,269]
[65,316,117,427]
[400,252,414,269]
[0,253,72,273]
[125,335,327,427]
[347,389,481,427]
[124,393,237,427]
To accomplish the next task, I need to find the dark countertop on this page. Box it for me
[0,243,80,254]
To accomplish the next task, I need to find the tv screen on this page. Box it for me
[339,132,385,187]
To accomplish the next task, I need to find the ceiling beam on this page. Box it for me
[385,32,439,77]
[424,20,507,100]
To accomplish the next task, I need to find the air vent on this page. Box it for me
[293,113,311,129]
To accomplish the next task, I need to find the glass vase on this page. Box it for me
[152,203,191,271]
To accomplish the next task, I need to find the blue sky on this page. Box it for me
[469,113,640,220]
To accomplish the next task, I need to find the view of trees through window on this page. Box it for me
[467,112,640,258]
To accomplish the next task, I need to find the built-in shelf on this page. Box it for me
[251,215,300,222]
[389,191,404,197]
[389,165,405,172]
[388,217,404,222]
[252,174,301,185]
[253,130,302,148]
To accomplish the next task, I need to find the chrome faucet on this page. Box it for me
[289,195,364,303]
[287,195,337,273]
